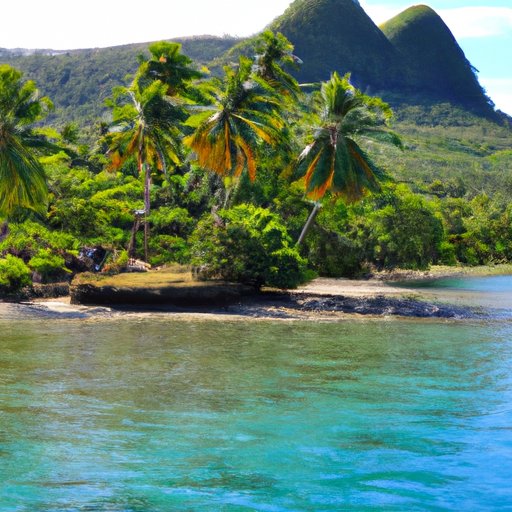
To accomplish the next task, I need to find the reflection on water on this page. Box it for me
[1,310,512,510]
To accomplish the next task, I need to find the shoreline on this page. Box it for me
[2,264,510,321]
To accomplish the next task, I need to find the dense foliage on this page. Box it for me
[191,204,308,288]
[0,25,511,295]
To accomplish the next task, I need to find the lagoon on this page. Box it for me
[1,276,512,510]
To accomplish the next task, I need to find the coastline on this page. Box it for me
[2,264,509,321]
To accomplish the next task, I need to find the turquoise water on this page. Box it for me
[397,274,512,313]
[402,274,512,292]
[1,278,512,510]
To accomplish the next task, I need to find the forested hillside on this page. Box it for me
[0,36,239,132]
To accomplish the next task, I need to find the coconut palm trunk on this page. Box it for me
[297,202,321,246]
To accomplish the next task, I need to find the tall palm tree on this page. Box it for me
[184,56,285,201]
[106,43,203,260]
[106,76,187,260]
[295,72,402,244]
[0,65,53,217]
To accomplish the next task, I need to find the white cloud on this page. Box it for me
[479,78,512,115]
[438,7,512,39]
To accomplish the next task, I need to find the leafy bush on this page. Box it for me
[149,235,190,266]
[190,204,309,289]
[304,199,367,277]
[0,221,79,260]
[0,255,32,292]
[366,185,444,269]
[149,207,195,237]
[28,248,70,282]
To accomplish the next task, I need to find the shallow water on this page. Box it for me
[397,273,512,313]
[1,277,512,510]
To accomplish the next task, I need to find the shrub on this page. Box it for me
[367,186,444,269]
[0,255,32,292]
[190,204,309,289]
[149,235,190,266]
[28,249,71,282]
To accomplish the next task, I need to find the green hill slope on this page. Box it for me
[225,0,402,91]
[220,1,497,119]
[270,0,400,88]
[0,36,239,130]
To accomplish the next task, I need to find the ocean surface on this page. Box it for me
[1,275,512,511]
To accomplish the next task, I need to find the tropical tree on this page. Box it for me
[105,72,189,260]
[252,30,302,100]
[142,41,203,98]
[0,65,53,217]
[295,72,402,244]
[184,56,286,205]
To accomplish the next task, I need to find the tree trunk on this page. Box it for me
[127,217,141,259]
[297,202,321,246]
[143,163,151,262]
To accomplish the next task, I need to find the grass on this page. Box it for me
[73,265,214,289]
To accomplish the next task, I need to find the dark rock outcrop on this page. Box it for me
[70,281,255,307]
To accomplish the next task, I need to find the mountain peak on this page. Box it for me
[269,0,401,89]
[380,5,493,114]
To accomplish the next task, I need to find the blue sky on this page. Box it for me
[1,0,510,114]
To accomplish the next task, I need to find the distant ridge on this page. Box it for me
[0,36,240,129]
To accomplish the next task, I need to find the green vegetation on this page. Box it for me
[191,204,308,289]
[0,36,239,132]
[0,65,52,216]
[105,42,197,259]
[0,18,511,296]
[0,255,32,292]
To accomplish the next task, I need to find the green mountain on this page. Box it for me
[228,0,495,118]
[380,5,491,115]
[268,0,401,90]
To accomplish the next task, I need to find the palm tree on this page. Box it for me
[295,72,402,244]
[0,65,53,217]
[106,76,187,260]
[143,41,203,98]
[252,31,302,100]
[184,56,285,204]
